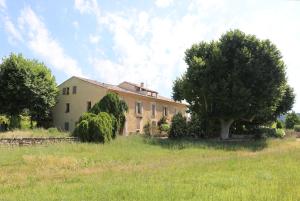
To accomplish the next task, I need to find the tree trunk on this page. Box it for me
[220,119,234,140]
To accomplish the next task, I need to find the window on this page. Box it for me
[65,103,70,113]
[151,103,156,117]
[62,88,66,95]
[72,86,77,94]
[163,106,168,116]
[64,122,69,131]
[135,102,142,115]
[87,101,92,111]
[66,87,70,95]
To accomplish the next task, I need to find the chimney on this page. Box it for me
[140,82,144,88]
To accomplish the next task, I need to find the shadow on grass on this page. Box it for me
[143,137,268,152]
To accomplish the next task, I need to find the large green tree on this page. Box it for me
[173,30,294,139]
[0,54,58,127]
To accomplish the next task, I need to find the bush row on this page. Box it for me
[168,113,287,139]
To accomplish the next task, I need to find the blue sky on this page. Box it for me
[0,0,300,112]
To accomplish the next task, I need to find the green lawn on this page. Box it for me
[0,135,299,201]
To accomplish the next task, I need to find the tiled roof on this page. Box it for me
[73,76,185,105]
[119,81,158,93]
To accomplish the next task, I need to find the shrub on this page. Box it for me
[169,113,187,138]
[90,93,128,134]
[187,114,206,138]
[256,127,285,138]
[73,112,113,143]
[9,115,21,129]
[157,116,167,127]
[294,125,300,132]
[78,112,96,122]
[143,122,151,136]
[74,120,90,141]
[276,120,284,129]
[48,127,59,133]
[160,124,170,133]
[110,114,118,139]
[0,115,9,131]
[89,113,113,143]
[285,112,300,129]
[275,129,285,138]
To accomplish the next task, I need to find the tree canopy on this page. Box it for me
[173,29,294,139]
[0,53,58,127]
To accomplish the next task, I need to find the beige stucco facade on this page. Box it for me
[52,76,187,134]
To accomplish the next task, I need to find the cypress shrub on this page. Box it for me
[169,113,187,138]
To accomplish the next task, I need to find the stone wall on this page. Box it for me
[0,137,78,146]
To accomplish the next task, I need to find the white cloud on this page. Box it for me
[89,34,100,44]
[155,0,174,8]
[3,16,23,44]
[75,0,300,111]
[74,0,102,23]
[16,7,84,77]
[0,0,6,10]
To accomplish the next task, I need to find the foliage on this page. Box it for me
[160,124,170,133]
[276,120,284,129]
[74,120,90,141]
[47,127,59,134]
[0,115,9,131]
[9,115,21,129]
[187,114,204,137]
[275,129,285,138]
[157,116,167,127]
[74,112,113,143]
[90,93,128,135]
[285,111,300,129]
[173,29,294,139]
[294,125,300,132]
[143,122,151,136]
[89,112,113,143]
[0,53,58,127]
[169,113,187,138]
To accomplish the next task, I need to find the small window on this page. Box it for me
[135,102,142,115]
[72,86,77,94]
[87,101,92,111]
[163,106,168,116]
[65,103,70,113]
[62,88,66,95]
[151,103,156,117]
[64,122,69,131]
[66,87,70,95]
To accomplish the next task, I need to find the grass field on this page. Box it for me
[0,135,300,201]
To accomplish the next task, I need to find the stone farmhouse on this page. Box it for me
[52,76,187,134]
